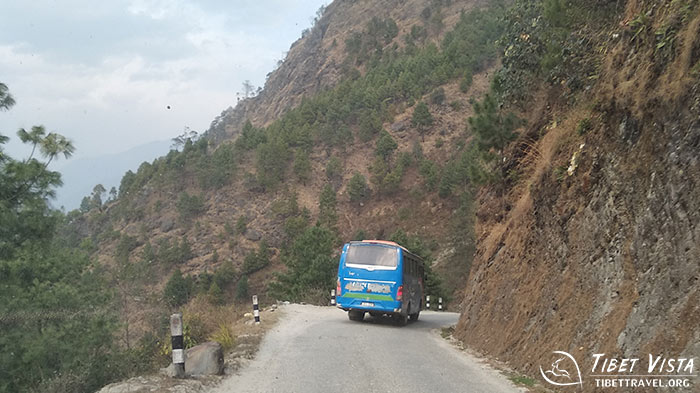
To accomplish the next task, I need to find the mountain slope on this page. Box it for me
[75,0,505,330]
[206,0,489,142]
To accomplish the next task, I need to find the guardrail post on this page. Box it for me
[252,295,260,325]
[438,297,443,311]
[170,312,185,378]
[330,289,336,306]
[426,295,430,310]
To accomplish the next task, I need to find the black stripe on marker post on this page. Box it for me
[171,335,184,349]
[170,312,185,378]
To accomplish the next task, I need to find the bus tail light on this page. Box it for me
[396,285,403,301]
[336,278,341,296]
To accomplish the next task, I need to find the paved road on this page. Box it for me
[212,304,522,393]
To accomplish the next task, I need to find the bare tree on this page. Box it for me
[171,126,199,150]
[242,80,254,98]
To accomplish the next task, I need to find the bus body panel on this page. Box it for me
[402,261,423,315]
[337,242,423,318]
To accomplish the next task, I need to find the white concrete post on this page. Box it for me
[252,295,260,325]
[170,312,185,378]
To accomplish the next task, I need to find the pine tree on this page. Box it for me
[375,130,398,162]
[467,93,518,155]
[164,269,190,306]
[208,281,224,305]
[348,172,370,203]
[236,275,249,300]
[293,150,312,184]
[318,184,338,229]
[411,101,433,141]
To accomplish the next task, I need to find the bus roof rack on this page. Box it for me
[360,240,399,247]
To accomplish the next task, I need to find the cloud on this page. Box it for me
[0,0,327,159]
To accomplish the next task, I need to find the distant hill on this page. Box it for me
[52,139,171,210]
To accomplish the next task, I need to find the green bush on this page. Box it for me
[576,117,592,135]
[430,87,446,105]
[459,70,473,93]
[397,151,413,169]
[115,234,140,263]
[381,170,402,195]
[235,216,247,235]
[352,229,368,241]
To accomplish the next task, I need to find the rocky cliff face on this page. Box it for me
[455,0,700,386]
[206,0,486,142]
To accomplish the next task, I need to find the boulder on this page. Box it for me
[184,341,224,377]
[161,363,179,378]
[389,119,409,132]
[244,229,262,241]
[160,217,175,233]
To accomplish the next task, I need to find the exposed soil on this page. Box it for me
[454,3,700,392]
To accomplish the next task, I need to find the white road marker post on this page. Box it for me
[330,289,336,306]
[438,297,443,311]
[252,295,260,325]
[170,312,185,378]
[426,295,431,310]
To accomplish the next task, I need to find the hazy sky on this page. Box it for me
[0,0,328,164]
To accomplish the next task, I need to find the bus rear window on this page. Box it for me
[346,245,398,268]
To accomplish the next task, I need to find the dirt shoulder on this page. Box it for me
[96,304,284,393]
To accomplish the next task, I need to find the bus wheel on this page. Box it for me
[409,311,420,322]
[348,310,364,321]
[395,314,408,326]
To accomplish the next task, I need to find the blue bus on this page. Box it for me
[336,240,424,325]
